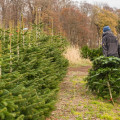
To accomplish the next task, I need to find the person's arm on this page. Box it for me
[102,37,108,57]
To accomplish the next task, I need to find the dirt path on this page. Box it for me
[68,66,91,72]
[47,66,120,120]
[47,66,91,120]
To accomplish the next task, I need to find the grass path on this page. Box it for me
[47,66,120,120]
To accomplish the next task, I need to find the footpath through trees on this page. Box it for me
[47,66,120,120]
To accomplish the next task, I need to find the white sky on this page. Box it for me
[73,0,120,9]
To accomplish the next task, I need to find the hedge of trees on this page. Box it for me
[0,24,68,120]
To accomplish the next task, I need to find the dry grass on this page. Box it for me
[63,46,91,67]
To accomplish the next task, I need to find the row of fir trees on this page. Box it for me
[0,23,68,120]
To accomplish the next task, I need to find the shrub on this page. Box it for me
[85,56,120,100]
[81,45,90,59]
[81,46,103,61]
[0,25,68,120]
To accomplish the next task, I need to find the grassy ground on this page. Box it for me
[47,46,120,120]
[47,65,120,120]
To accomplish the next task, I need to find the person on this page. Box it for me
[118,44,120,58]
[102,26,119,57]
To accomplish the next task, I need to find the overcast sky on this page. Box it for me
[73,0,120,9]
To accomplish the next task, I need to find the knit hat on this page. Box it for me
[103,26,111,32]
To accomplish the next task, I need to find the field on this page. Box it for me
[1,0,120,119]
[0,28,120,120]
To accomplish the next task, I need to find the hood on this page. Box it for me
[102,31,113,38]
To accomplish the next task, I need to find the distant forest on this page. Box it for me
[0,0,120,48]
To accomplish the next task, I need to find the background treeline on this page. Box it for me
[1,0,120,48]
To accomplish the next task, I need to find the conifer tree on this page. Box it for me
[0,24,68,120]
